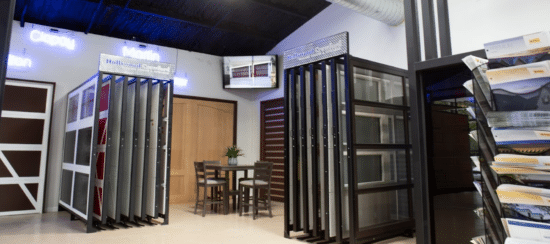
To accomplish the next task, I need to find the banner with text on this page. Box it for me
[283,32,349,69]
[99,53,175,80]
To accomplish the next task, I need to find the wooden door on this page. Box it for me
[260,98,285,202]
[170,97,235,204]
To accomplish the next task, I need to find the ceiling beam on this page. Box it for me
[85,0,104,34]
[108,0,131,34]
[20,0,29,27]
[247,0,309,19]
[124,2,279,42]
[79,0,280,43]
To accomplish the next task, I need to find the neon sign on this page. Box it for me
[174,77,188,87]
[30,30,75,50]
[122,46,160,62]
[8,54,32,68]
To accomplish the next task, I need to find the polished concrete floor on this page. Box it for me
[0,202,416,244]
[434,191,485,244]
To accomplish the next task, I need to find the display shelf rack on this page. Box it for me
[472,69,507,244]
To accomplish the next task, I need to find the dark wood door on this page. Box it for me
[260,98,284,202]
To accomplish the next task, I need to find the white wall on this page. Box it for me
[258,3,408,102]
[448,0,550,55]
[6,21,263,213]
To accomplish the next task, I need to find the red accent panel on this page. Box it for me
[98,118,107,145]
[96,152,105,180]
[99,84,110,112]
[93,186,102,216]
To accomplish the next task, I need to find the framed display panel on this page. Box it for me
[145,80,163,219]
[284,56,414,244]
[117,78,140,222]
[0,79,54,216]
[158,81,173,223]
[103,75,126,224]
[60,73,109,233]
[133,78,152,220]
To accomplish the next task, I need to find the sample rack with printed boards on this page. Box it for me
[283,32,414,244]
[59,54,174,233]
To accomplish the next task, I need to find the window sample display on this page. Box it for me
[284,52,413,243]
[0,79,54,216]
[59,74,105,229]
[223,55,278,89]
[118,78,139,222]
[134,79,152,220]
[59,54,174,232]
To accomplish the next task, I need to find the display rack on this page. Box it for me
[472,73,507,244]
[59,54,174,232]
[284,32,414,244]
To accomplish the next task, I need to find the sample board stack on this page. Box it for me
[59,54,174,233]
[464,31,550,244]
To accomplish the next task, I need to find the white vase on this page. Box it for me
[228,157,238,165]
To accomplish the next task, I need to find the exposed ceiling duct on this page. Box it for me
[327,0,404,26]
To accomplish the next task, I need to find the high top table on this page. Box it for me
[205,164,255,214]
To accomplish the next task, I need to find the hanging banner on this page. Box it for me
[99,54,175,80]
[283,32,349,69]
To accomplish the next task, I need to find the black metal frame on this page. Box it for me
[284,54,414,244]
[139,78,152,221]
[151,80,164,219]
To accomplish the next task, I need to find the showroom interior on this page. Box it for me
[1,0,550,244]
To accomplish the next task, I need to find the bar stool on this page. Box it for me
[194,161,227,217]
[238,161,273,219]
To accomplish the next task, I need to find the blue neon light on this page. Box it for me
[30,30,75,50]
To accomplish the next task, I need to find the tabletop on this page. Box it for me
[205,164,255,171]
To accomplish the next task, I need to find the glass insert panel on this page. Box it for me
[353,67,404,105]
[63,131,76,163]
[67,94,79,123]
[354,149,409,187]
[76,127,93,166]
[80,85,95,119]
[60,170,73,204]
[357,189,410,229]
[73,172,89,214]
[354,105,406,144]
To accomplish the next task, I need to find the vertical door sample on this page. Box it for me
[103,76,126,224]
[260,98,285,202]
[60,74,105,221]
[145,81,163,218]
[93,77,112,221]
[159,81,173,219]
[118,78,139,221]
[133,79,152,220]
[0,80,54,216]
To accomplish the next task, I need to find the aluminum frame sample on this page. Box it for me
[60,73,108,233]
[159,81,173,224]
[134,78,152,220]
[145,80,163,219]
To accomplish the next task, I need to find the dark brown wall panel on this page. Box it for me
[25,183,39,201]
[2,85,48,113]
[3,151,42,177]
[0,157,12,177]
[0,118,44,144]
[0,185,34,212]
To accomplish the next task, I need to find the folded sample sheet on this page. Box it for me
[505,237,549,244]
[487,111,550,128]
[503,218,550,243]
[497,184,550,224]
[492,127,550,153]
[490,166,550,187]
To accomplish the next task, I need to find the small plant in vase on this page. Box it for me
[225,145,243,165]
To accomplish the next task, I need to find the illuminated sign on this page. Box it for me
[122,46,160,62]
[8,54,32,68]
[30,30,75,50]
[174,77,188,86]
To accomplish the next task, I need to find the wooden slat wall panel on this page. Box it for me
[260,98,285,202]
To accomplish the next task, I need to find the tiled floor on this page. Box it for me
[0,202,416,244]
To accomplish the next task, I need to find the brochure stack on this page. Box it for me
[464,31,550,244]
